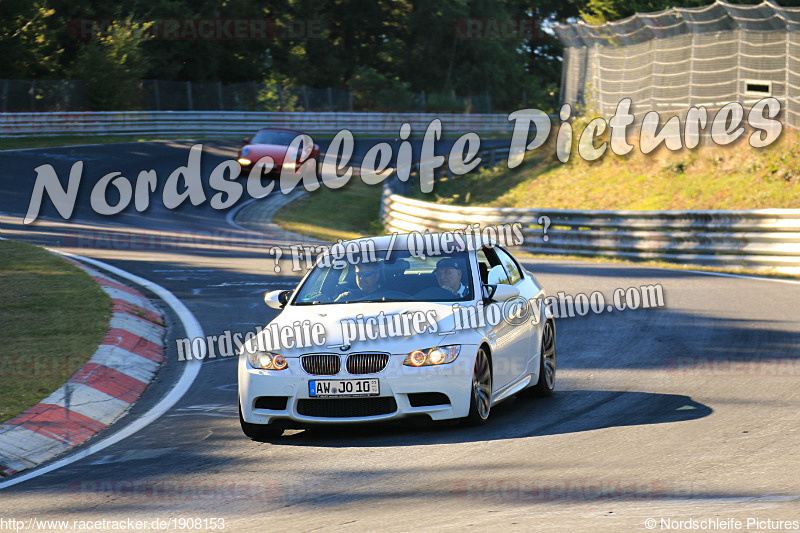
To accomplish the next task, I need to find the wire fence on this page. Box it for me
[554,0,800,127]
[0,79,496,114]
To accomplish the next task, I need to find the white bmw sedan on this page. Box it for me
[238,234,556,439]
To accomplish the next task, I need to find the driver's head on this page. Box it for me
[435,257,463,293]
[355,262,381,294]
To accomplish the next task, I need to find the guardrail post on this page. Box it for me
[2,79,7,113]
[154,80,161,111]
[327,87,334,111]
[489,148,495,167]
[186,81,193,111]
[217,82,224,110]
[302,85,310,111]
[30,80,36,112]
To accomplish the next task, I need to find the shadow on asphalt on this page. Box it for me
[255,390,712,447]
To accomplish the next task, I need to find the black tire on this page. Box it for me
[529,320,556,397]
[239,403,284,440]
[465,347,492,425]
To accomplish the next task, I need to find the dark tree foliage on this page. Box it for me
[10,0,795,110]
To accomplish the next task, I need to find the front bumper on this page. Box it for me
[239,162,282,179]
[238,350,477,425]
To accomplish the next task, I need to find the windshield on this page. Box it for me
[293,250,474,305]
[251,130,299,146]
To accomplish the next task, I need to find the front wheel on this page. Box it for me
[465,347,492,425]
[529,320,556,397]
[239,402,284,441]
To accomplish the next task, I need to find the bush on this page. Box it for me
[348,66,414,111]
[69,20,150,111]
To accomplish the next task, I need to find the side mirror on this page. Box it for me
[483,283,520,302]
[265,289,291,309]
[487,265,509,285]
[242,138,250,144]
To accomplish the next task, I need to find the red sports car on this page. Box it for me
[237,128,320,177]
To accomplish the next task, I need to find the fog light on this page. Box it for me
[238,158,252,166]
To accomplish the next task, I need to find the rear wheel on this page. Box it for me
[465,347,492,425]
[239,402,284,440]
[529,320,556,397]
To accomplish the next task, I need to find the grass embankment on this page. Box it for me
[271,128,800,279]
[273,131,800,241]
[274,179,385,242]
[410,129,800,210]
[0,240,110,423]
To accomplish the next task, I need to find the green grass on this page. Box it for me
[273,178,385,242]
[0,241,111,423]
[416,129,800,210]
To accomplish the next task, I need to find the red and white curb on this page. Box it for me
[0,258,166,476]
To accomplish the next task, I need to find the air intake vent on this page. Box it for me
[408,392,451,407]
[254,396,288,410]
[346,353,390,374]
[301,354,341,375]
[297,397,397,418]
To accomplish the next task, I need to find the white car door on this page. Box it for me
[492,246,542,381]
[477,247,531,393]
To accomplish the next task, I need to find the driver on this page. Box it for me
[435,257,468,297]
[336,261,383,301]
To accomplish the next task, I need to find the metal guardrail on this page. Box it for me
[0,111,514,138]
[380,148,800,274]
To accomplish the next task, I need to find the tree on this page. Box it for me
[0,1,62,79]
[69,20,150,110]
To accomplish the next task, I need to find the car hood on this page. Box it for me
[241,143,293,162]
[247,301,486,356]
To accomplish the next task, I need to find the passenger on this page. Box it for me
[435,257,468,297]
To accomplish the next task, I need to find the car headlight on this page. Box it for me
[238,157,252,166]
[283,148,306,170]
[247,351,288,370]
[403,345,460,367]
[241,147,250,157]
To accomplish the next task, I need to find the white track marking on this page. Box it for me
[0,251,204,489]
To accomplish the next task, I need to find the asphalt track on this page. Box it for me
[0,138,798,532]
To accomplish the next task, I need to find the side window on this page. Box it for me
[476,249,492,284]
[493,247,522,285]
[479,247,512,285]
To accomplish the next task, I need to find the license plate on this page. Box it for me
[309,379,379,397]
